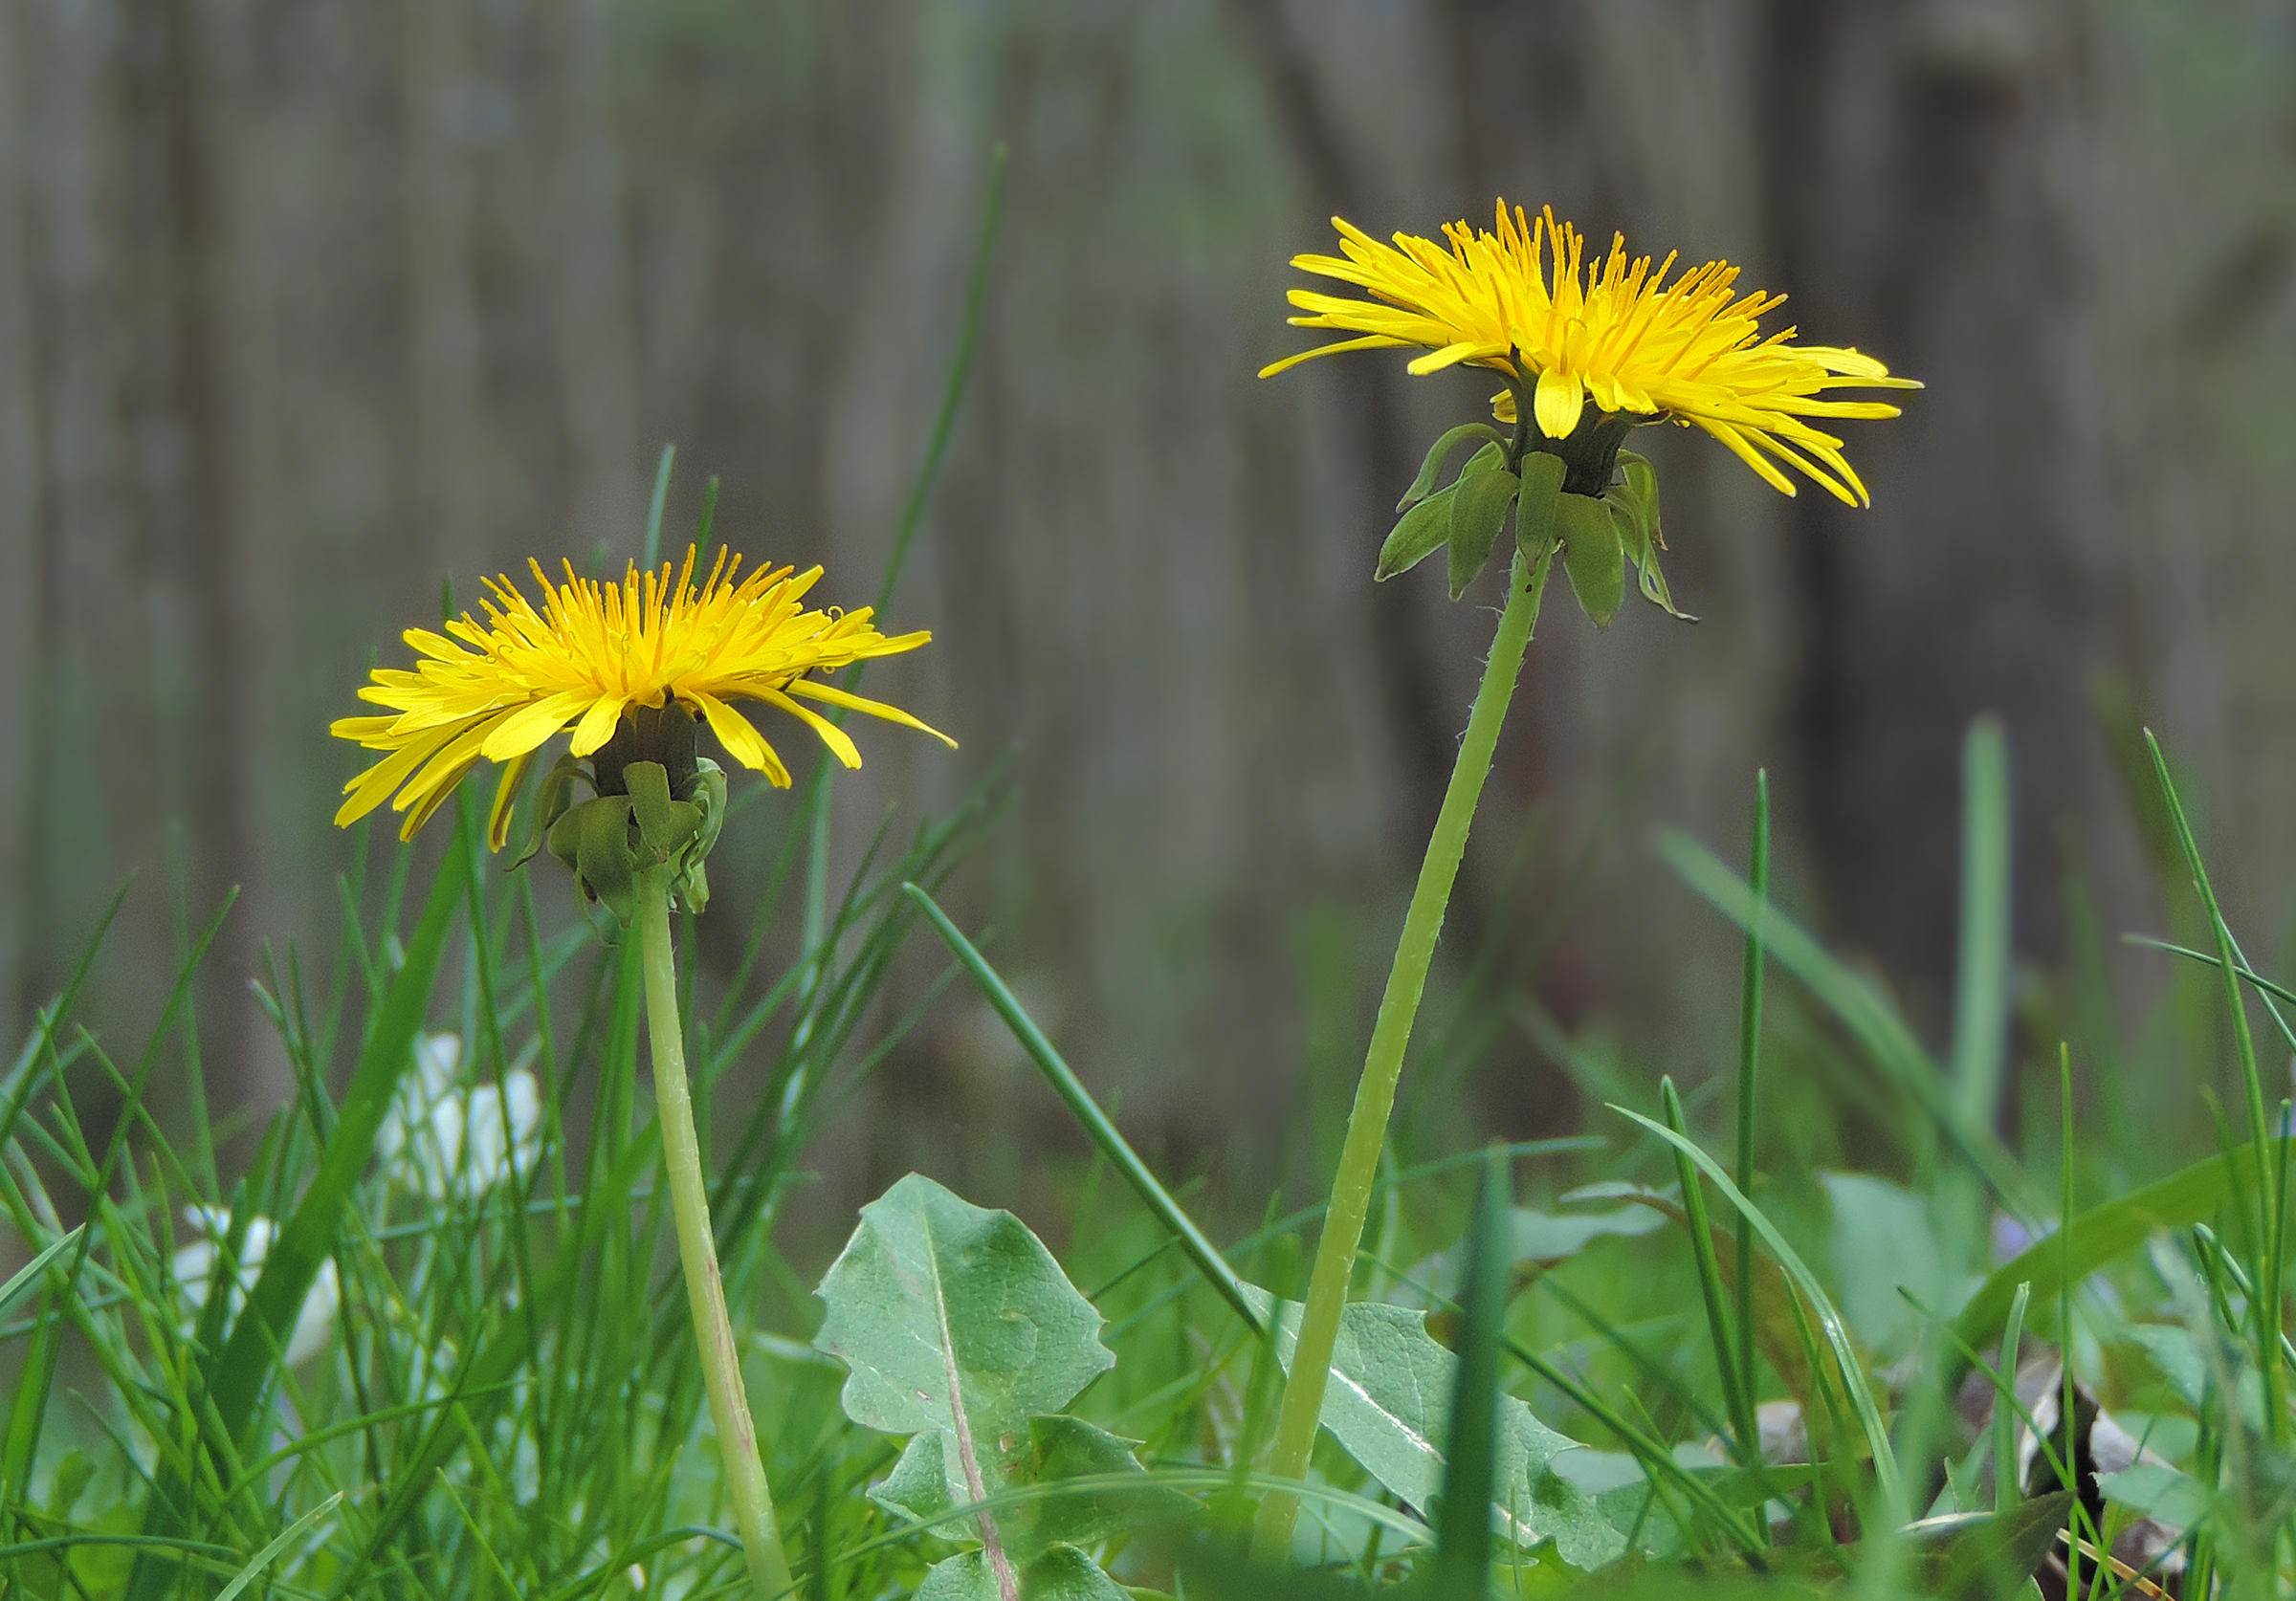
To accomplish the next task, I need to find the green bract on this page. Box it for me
[520,753,727,924]
[1377,428,1695,626]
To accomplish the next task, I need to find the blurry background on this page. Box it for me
[1,0,2288,1237]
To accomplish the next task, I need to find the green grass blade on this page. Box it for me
[904,882,1264,1338]
[210,837,467,1437]
[213,1492,342,1601]
[1429,1146,1509,1592]
[1995,1282,2029,1511]
[1662,1078,1755,1464]
[1656,828,2045,1219]
[1950,719,2012,1133]
[1950,1137,2292,1381]
[0,1224,83,1321]
[1733,769,1769,1449]
[643,442,674,569]
[1610,1104,1904,1512]
[2142,729,2284,1439]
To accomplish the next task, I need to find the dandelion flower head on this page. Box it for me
[1264,202,1917,505]
[333,545,952,848]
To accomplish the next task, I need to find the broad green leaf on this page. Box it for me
[1556,493,1625,628]
[1399,422,1503,512]
[1376,484,1459,581]
[1447,447,1519,599]
[1821,1172,1944,1360]
[2098,1463,2211,1526]
[876,1415,1181,1564]
[1511,1204,1665,1263]
[1513,450,1566,560]
[818,1173,1115,1545]
[1244,1287,1626,1570]
[918,1544,1131,1601]
[1904,1492,2074,1601]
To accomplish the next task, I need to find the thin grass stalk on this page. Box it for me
[1996,1282,2030,1512]
[1663,1076,1755,1463]
[1251,542,1554,1560]
[1733,769,1769,1447]
[635,867,791,1601]
[2147,730,2285,1441]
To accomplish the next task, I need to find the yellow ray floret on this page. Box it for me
[333,546,953,846]
[1262,202,1918,505]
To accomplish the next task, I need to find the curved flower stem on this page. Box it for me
[1250,543,1554,1562]
[636,869,793,1601]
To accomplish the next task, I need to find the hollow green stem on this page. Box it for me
[1249,543,1552,1561]
[636,869,792,1601]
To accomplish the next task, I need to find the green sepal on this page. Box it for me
[1604,488,1649,570]
[1447,447,1519,600]
[1398,422,1503,513]
[547,794,642,925]
[1557,492,1626,629]
[511,754,591,871]
[1513,450,1566,561]
[1607,450,1694,621]
[1634,541,1697,621]
[1618,450,1663,549]
[1376,482,1459,581]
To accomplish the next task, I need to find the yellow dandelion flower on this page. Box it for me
[1262,202,1917,505]
[333,546,953,848]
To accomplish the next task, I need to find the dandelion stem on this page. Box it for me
[636,868,792,1601]
[1250,542,1553,1562]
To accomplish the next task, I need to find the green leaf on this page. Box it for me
[1376,484,1459,581]
[2098,1463,2212,1526]
[1557,493,1625,628]
[817,1173,1115,1546]
[1905,1492,2073,1601]
[918,1544,1132,1601]
[1243,1287,1626,1570]
[1508,1204,1665,1264]
[1399,422,1503,512]
[1447,450,1519,599]
[1513,450,1566,560]
[1821,1172,1944,1360]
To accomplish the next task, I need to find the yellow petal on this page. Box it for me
[480,690,592,763]
[758,686,861,768]
[784,679,957,749]
[1534,364,1584,440]
[488,749,536,851]
[567,695,627,757]
[688,691,790,786]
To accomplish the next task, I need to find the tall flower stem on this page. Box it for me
[1251,542,1554,1561]
[636,867,793,1600]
